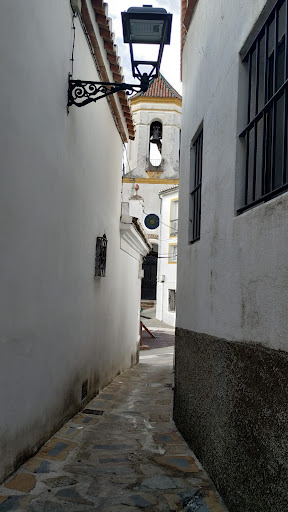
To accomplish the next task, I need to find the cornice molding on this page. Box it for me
[123,178,179,185]
[120,216,151,261]
[130,97,182,107]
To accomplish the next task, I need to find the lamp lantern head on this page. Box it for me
[121,5,172,91]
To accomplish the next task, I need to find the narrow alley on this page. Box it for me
[0,321,227,512]
[2,1,288,510]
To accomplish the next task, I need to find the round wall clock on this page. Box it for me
[144,214,159,229]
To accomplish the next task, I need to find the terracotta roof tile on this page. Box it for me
[132,74,182,100]
[82,0,135,140]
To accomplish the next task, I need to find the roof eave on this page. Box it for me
[81,0,135,141]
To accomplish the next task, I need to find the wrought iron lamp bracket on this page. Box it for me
[67,74,150,109]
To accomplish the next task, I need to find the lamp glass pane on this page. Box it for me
[130,19,164,43]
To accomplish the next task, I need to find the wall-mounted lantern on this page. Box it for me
[68,5,172,108]
[95,234,108,277]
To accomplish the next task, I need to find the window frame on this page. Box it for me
[168,243,177,264]
[168,289,176,312]
[189,125,203,243]
[238,0,288,213]
[169,198,179,238]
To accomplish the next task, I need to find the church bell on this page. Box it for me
[150,122,162,152]
[150,125,162,145]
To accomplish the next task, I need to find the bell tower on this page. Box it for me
[122,74,182,302]
[125,74,182,181]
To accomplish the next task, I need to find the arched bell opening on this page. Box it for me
[149,121,162,167]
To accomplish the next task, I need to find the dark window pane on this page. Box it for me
[240,0,288,210]
[189,130,203,242]
[267,52,274,99]
[255,117,265,200]
[250,49,257,119]
[286,108,288,183]
[274,93,285,188]
[197,186,202,238]
[246,128,256,204]
[278,1,286,43]
[193,191,197,239]
[189,145,195,193]
[268,16,276,57]
[189,193,194,231]
[191,190,199,241]
[194,141,199,187]
[265,106,274,193]
[276,39,285,90]
[258,35,266,111]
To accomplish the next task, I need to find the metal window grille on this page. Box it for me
[170,219,178,236]
[239,0,288,212]
[189,128,203,243]
[95,234,107,277]
[170,200,179,236]
[168,289,176,311]
[168,244,177,263]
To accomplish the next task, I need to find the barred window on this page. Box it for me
[95,234,107,277]
[239,0,288,212]
[170,199,179,237]
[168,244,177,263]
[189,127,203,243]
[168,289,176,311]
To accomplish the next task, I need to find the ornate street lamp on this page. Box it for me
[67,5,172,108]
[122,6,172,92]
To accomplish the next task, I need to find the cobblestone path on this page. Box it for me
[0,346,228,512]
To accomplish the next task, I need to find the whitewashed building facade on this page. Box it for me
[174,1,288,511]
[122,76,181,300]
[156,187,178,326]
[0,0,150,482]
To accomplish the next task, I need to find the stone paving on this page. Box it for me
[0,336,228,512]
[140,307,175,350]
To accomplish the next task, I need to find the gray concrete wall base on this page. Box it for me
[174,327,288,512]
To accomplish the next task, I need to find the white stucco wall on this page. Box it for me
[0,0,143,482]
[156,189,178,326]
[122,182,176,240]
[127,100,182,177]
[177,0,288,351]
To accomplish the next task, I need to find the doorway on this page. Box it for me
[141,250,158,300]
